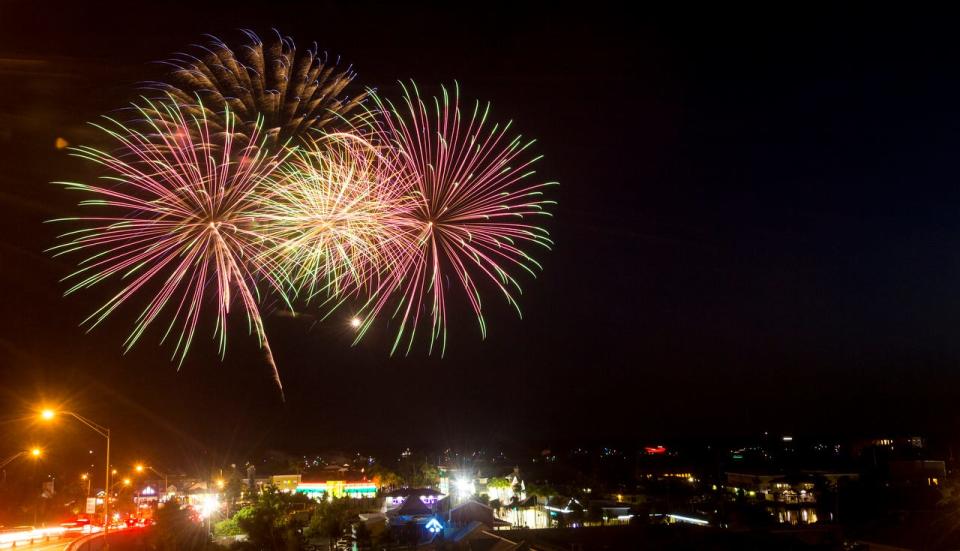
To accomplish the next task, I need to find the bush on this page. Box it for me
[214,516,243,537]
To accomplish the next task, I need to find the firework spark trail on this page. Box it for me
[254,133,416,312]
[49,97,291,396]
[353,82,557,355]
[147,29,364,146]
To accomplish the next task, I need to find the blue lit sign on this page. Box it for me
[425,518,443,534]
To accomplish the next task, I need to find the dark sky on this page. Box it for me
[2,2,960,472]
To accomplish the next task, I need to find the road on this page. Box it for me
[0,534,79,551]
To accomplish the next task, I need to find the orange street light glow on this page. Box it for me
[40,409,56,421]
[30,447,42,458]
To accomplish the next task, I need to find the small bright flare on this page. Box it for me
[350,317,362,328]
[135,464,144,473]
[40,409,56,421]
[30,447,42,458]
[122,478,131,486]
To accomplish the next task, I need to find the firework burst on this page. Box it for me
[149,29,364,146]
[354,82,557,354]
[254,132,415,308]
[50,98,291,394]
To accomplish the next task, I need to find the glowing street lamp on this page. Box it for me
[0,447,42,486]
[0,447,43,469]
[134,464,144,474]
[38,408,112,537]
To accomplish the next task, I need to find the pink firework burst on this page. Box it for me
[354,82,557,355]
[50,97,292,395]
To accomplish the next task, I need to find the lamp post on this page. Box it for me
[81,473,91,502]
[40,409,111,539]
[0,448,42,484]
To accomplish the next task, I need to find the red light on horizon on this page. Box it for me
[645,446,667,455]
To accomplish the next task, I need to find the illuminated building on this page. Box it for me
[725,472,816,503]
[382,488,445,512]
[265,474,378,499]
[271,474,301,493]
[297,480,378,499]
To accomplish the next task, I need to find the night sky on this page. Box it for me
[2,2,960,471]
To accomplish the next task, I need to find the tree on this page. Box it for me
[398,456,440,488]
[526,483,557,498]
[223,469,244,515]
[370,465,402,492]
[151,499,212,551]
[487,477,512,489]
[232,485,310,551]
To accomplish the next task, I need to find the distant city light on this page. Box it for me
[782,436,793,442]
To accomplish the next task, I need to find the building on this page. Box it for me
[271,474,301,494]
[297,480,378,499]
[725,472,816,503]
[382,488,445,512]
[888,460,946,487]
[264,473,378,499]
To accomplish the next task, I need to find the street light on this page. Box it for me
[0,447,42,486]
[39,408,112,537]
[0,447,42,469]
